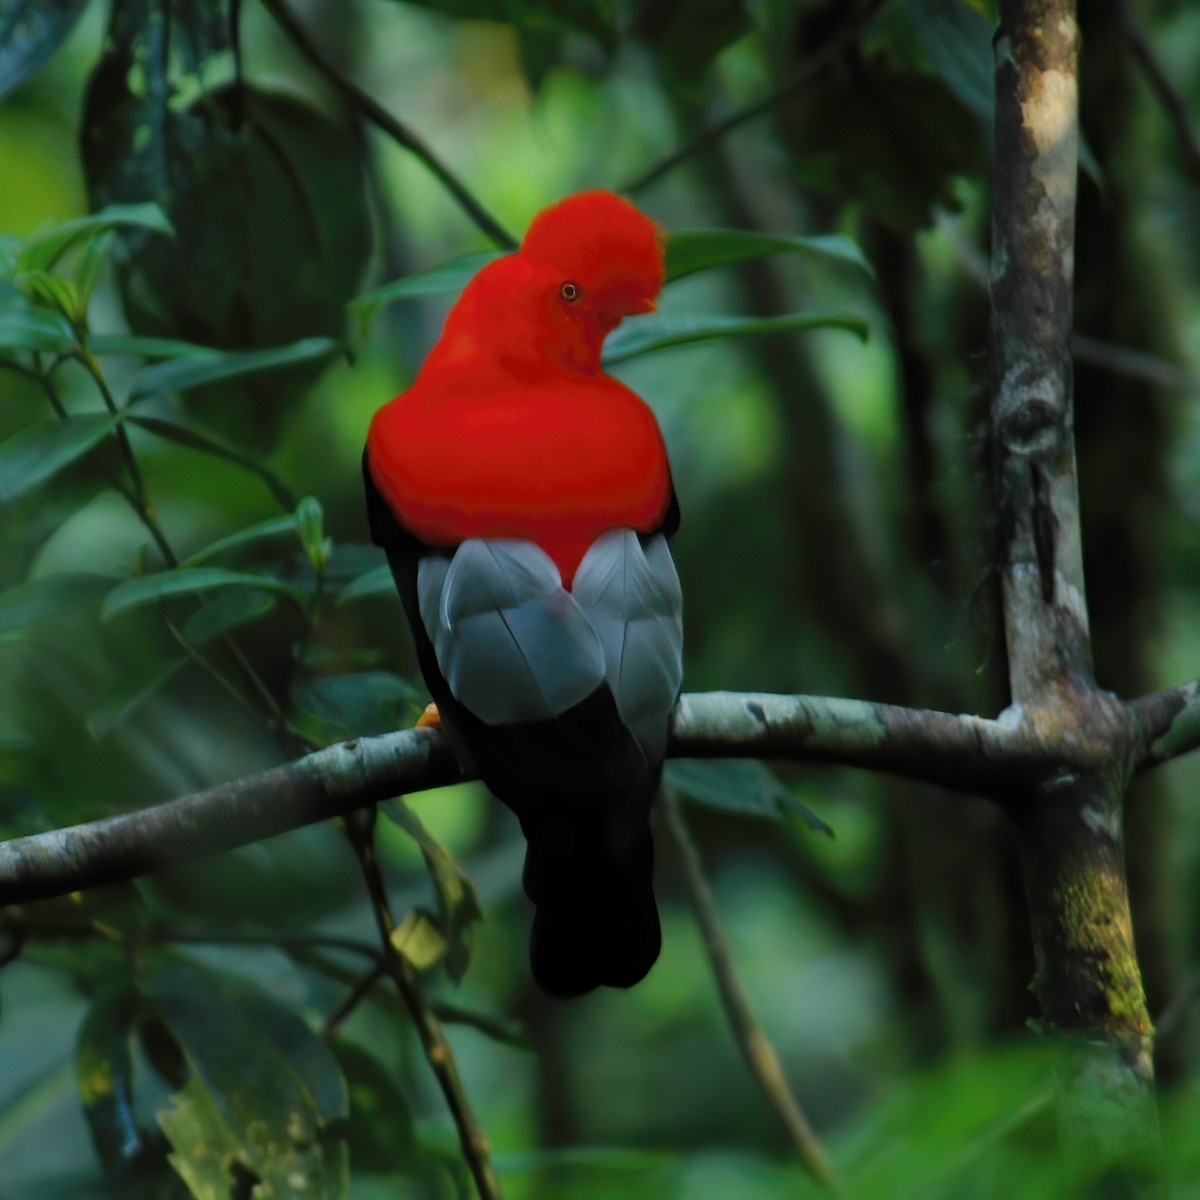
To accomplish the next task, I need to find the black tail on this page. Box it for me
[522,810,660,999]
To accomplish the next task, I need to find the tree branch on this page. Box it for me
[663,788,842,1193]
[1129,676,1200,769]
[0,692,1031,908]
[621,11,876,196]
[257,0,517,250]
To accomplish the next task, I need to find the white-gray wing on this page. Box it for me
[417,539,606,725]
[571,529,684,760]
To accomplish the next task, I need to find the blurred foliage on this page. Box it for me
[1,0,1200,1197]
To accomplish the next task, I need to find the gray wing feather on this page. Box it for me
[572,529,684,759]
[417,540,606,725]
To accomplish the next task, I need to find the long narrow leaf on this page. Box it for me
[0,414,123,504]
[603,310,869,366]
[0,305,76,353]
[182,515,298,566]
[89,333,224,361]
[336,564,394,604]
[127,336,338,402]
[101,568,308,621]
[665,229,875,282]
[348,251,506,330]
[19,202,173,272]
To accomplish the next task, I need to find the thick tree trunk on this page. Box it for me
[991,0,1159,1173]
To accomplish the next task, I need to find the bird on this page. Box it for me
[363,190,682,998]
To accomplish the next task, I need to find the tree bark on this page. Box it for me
[991,0,1159,1171]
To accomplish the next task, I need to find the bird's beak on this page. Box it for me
[636,296,658,314]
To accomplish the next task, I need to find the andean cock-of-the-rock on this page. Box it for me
[364,190,683,997]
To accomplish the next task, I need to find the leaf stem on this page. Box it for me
[344,809,504,1200]
[257,0,517,250]
[662,788,843,1194]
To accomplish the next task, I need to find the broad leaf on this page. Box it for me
[665,229,875,283]
[603,310,869,365]
[84,74,370,450]
[386,798,483,983]
[348,251,505,330]
[151,963,348,1200]
[665,759,834,835]
[101,567,308,621]
[0,414,123,504]
[0,0,88,101]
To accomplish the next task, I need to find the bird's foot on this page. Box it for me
[415,702,442,729]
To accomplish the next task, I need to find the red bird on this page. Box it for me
[364,191,682,997]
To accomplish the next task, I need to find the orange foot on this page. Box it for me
[415,702,441,729]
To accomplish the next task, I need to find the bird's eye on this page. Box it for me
[559,281,581,302]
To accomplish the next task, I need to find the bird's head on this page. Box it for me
[520,190,665,336]
[426,191,664,381]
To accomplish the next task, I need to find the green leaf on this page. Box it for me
[902,0,994,120]
[602,310,869,365]
[75,989,145,1172]
[385,799,484,983]
[84,80,370,451]
[0,304,76,353]
[125,415,297,510]
[101,567,308,621]
[289,671,422,744]
[126,336,338,402]
[19,202,173,273]
[150,962,349,1200]
[0,0,88,101]
[181,588,278,646]
[391,908,448,972]
[73,229,113,313]
[182,514,298,567]
[348,251,505,331]
[665,228,875,283]
[14,268,79,319]
[665,759,834,835]
[87,591,277,738]
[336,564,394,605]
[0,572,110,637]
[0,414,123,504]
[89,332,227,360]
[327,1040,418,1174]
[158,1074,244,1200]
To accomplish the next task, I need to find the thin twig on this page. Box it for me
[622,12,875,196]
[76,347,177,564]
[662,788,843,1194]
[1114,0,1200,183]
[322,961,386,1040]
[344,810,504,1200]
[257,0,516,250]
